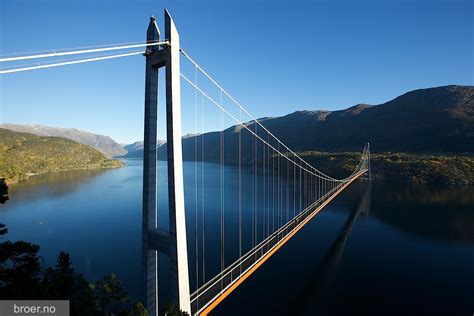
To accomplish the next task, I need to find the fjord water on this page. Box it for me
[1,159,473,315]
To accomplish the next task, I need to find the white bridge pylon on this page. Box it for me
[141,10,191,316]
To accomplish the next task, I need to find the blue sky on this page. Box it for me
[1,0,472,144]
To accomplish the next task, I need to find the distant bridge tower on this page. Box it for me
[141,10,191,316]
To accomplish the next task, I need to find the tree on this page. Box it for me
[163,304,189,316]
[0,240,42,298]
[0,227,141,316]
[42,251,99,315]
[94,273,128,316]
[128,302,148,316]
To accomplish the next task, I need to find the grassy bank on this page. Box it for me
[299,151,474,185]
[0,128,122,185]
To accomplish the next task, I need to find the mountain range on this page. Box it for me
[146,85,473,163]
[2,85,472,161]
[0,124,126,158]
[121,140,166,158]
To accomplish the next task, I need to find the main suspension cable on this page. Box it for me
[0,41,169,63]
[0,51,144,74]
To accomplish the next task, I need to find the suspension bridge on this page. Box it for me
[1,10,371,316]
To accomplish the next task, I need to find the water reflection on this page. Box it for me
[4,169,111,204]
[369,183,474,243]
[291,183,372,315]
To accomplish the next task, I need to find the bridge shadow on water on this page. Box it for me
[287,182,372,316]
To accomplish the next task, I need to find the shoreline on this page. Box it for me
[4,162,123,186]
[4,152,474,187]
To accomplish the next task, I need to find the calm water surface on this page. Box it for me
[1,159,473,315]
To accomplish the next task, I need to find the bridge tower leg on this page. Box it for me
[142,15,160,316]
[164,9,191,314]
[141,10,191,316]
